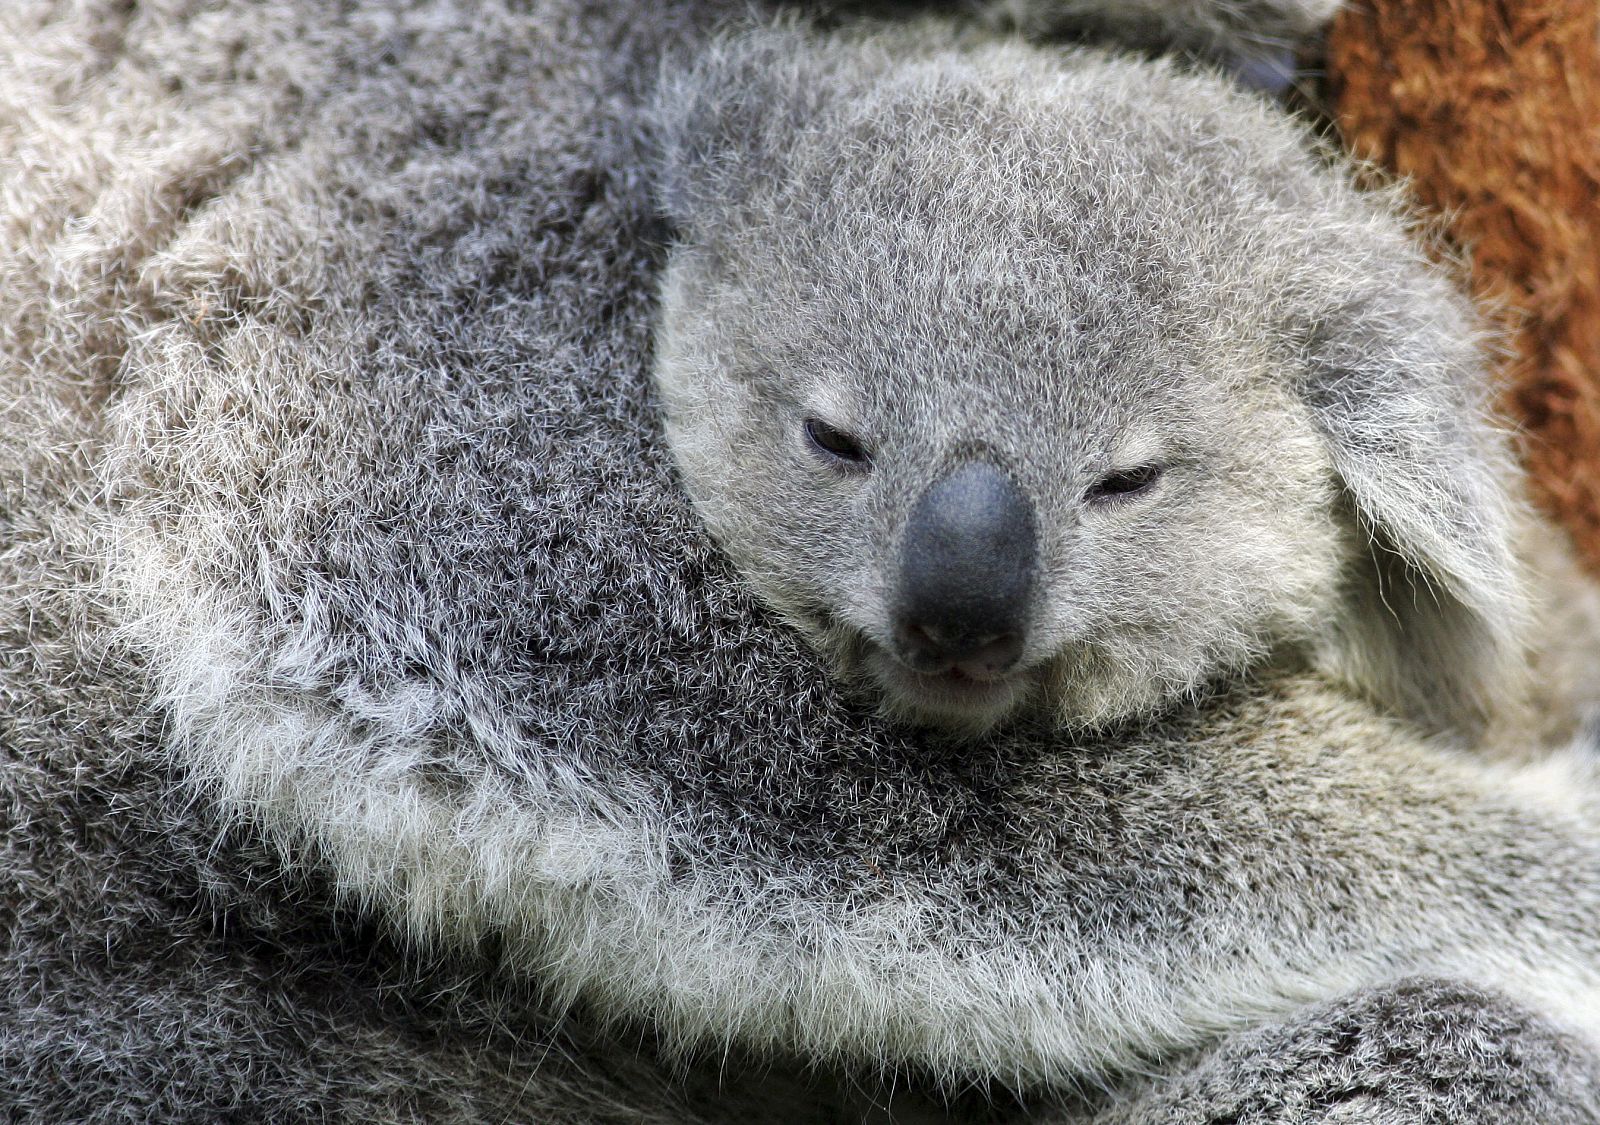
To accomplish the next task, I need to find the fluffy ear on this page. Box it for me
[650,25,839,233]
[1301,283,1531,736]
[650,23,934,233]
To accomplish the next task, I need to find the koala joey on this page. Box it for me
[651,20,1528,739]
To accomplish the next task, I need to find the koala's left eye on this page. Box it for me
[1086,464,1163,503]
[804,418,872,470]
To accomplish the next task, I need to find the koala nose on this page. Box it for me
[892,461,1036,676]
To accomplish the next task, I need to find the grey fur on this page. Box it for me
[1075,979,1600,1124]
[973,0,1342,59]
[3,1,1599,1122]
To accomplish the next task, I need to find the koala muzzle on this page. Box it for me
[893,462,1037,678]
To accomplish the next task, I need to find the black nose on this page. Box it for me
[893,461,1037,676]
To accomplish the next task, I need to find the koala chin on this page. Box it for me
[651,21,1527,739]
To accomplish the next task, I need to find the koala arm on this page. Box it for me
[1038,979,1600,1125]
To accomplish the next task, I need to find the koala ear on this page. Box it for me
[1300,284,1531,737]
[651,25,841,232]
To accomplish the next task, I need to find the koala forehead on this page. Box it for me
[670,40,1333,466]
[708,266,1226,463]
[687,209,1252,477]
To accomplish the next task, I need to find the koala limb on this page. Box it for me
[1060,979,1600,1125]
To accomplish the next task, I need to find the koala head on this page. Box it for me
[651,25,1528,735]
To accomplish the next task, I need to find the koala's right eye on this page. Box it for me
[804,418,872,470]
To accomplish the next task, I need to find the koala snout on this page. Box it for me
[892,461,1037,677]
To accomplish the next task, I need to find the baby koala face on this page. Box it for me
[655,213,1344,732]
[651,27,1523,735]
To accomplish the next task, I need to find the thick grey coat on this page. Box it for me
[3,1,1598,1122]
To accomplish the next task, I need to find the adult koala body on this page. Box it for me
[5,0,1600,1122]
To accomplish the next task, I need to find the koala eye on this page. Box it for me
[804,418,872,470]
[1086,464,1163,504]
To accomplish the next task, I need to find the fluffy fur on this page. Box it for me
[3,1,1599,1121]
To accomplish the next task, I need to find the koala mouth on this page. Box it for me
[790,604,1034,729]
[860,642,1035,729]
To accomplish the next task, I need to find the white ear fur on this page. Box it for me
[1301,290,1530,735]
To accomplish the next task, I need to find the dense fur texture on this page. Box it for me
[4,1,1600,1121]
